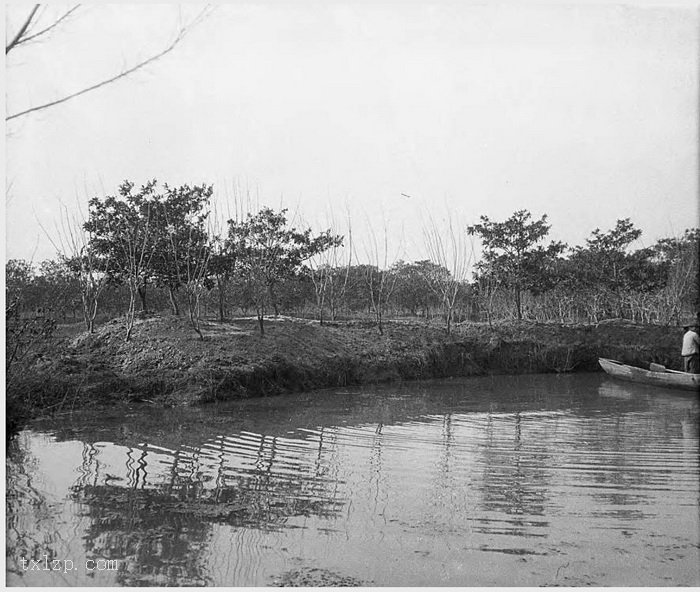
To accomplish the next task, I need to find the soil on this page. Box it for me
[6,314,685,433]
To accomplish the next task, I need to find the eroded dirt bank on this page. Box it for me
[7,315,684,431]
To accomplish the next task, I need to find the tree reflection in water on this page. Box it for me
[7,375,699,587]
[66,430,345,586]
[6,435,56,579]
[479,411,550,523]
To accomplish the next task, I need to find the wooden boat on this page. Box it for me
[598,358,700,391]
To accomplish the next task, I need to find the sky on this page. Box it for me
[4,2,699,271]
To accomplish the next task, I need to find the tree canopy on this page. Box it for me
[467,210,566,320]
[227,207,342,334]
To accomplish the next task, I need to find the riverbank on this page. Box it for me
[6,315,684,433]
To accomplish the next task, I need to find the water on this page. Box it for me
[6,373,699,586]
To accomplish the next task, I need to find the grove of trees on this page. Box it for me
[5,182,699,341]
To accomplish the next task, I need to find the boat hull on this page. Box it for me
[599,358,700,391]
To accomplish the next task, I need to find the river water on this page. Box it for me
[6,373,699,587]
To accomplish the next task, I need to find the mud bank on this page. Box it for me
[6,315,684,432]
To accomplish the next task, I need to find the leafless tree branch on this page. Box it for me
[8,4,81,51]
[6,6,211,121]
[5,4,40,54]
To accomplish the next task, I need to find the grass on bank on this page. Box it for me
[6,314,684,435]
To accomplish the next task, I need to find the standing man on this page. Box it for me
[681,322,700,373]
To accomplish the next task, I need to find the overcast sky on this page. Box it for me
[4,2,699,267]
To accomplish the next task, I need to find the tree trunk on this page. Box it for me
[80,291,89,333]
[125,282,137,342]
[317,289,326,325]
[88,295,99,334]
[168,286,180,316]
[137,282,148,313]
[187,289,204,341]
[217,276,226,322]
[375,308,384,335]
[445,305,453,334]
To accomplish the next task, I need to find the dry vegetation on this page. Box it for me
[7,314,683,435]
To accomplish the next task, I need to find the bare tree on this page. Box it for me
[6,5,211,121]
[163,205,213,340]
[120,212,155,342]
[306,211,352,324]
[325,224,353,321]
[208,213,236,323]
[358,215,402,335]
[422,211,472,334]
[307,257,332,325]
[38,201,111,334]
[58,206,111,334]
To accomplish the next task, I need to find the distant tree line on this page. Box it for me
[468,211,698,325]
[6,181,699,341]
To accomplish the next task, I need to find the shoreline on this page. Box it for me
[6,315,684,434]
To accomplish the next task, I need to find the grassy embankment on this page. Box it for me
[6,314,683,432]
